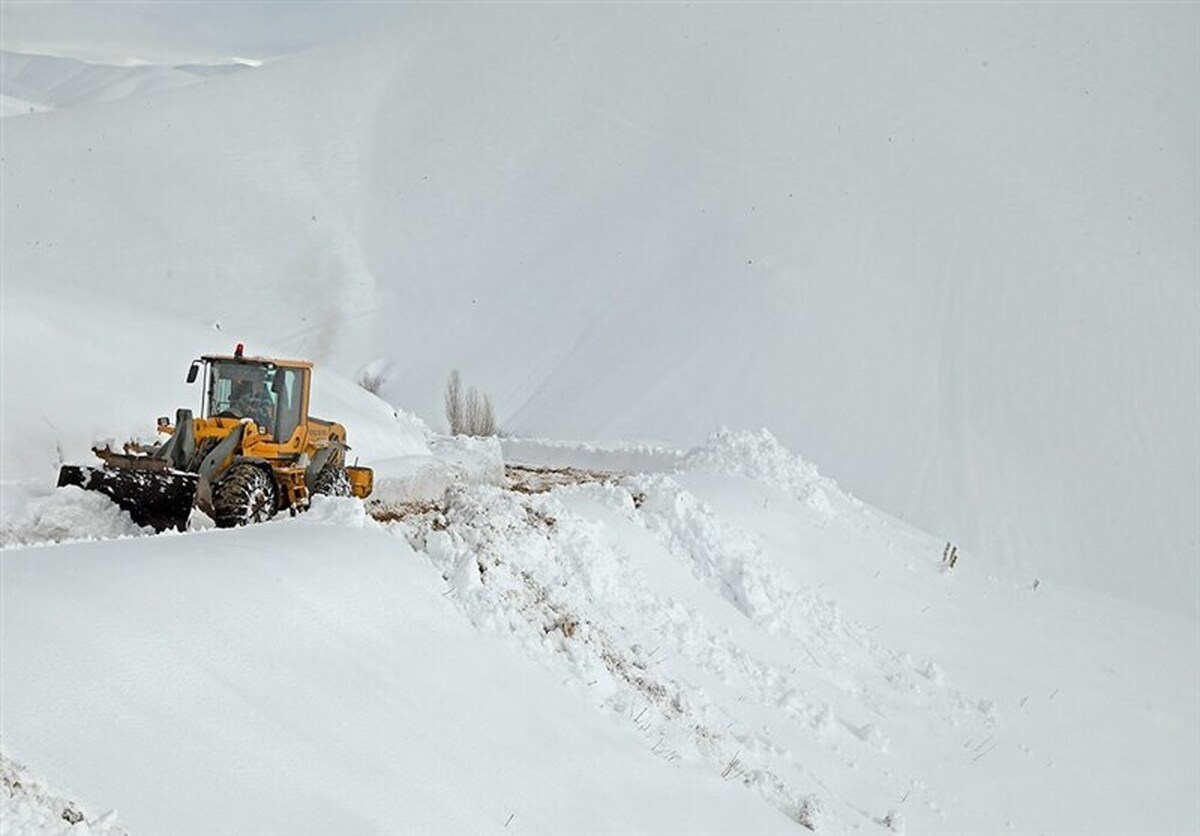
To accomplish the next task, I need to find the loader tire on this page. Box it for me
[312,463,352,498]
[213,463,278,528]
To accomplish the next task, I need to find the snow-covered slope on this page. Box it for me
[0,512,798,835]
[1,4,1194,615]
[1,5,1197,834]
[0,282,428,484]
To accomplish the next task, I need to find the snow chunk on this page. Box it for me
[292,495,378,529]
[0,486,151,548]
[625,474,791,623]
[370,435,504,507]
[684,428,828,506]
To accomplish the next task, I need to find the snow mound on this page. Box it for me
[290,495,378,529]
[0,486,150,548]
[621,474,807,628]
[684,428,836,511]
[397,483,818,825]
[393,477,945,829]
[369,434,504,508]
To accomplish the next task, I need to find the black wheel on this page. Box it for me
[311,462,352,497]
[213,463,279,527]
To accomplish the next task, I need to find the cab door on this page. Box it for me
[272,366,307,451]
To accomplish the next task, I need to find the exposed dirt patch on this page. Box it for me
[504,464,621,494]
[368,498,446,526]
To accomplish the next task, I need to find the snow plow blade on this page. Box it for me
[57,464,199,533]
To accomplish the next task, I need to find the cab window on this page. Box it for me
[273,368,304,441]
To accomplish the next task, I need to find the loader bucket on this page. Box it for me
[58,464,199,533]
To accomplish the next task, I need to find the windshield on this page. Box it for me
[206,361,304,440]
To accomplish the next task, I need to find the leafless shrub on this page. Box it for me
[942,541,959,570]
[479,394,496,436]
[358,369,385,394]
[445,369,463,433]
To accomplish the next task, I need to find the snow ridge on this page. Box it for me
[395,482,816,826]
[391,446,1002,832]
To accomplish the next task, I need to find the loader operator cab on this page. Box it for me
[201,358,306,442]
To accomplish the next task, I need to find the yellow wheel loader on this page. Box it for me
[58,344,373,531]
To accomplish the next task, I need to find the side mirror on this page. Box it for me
[186,361,200,384]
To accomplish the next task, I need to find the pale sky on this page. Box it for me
[0,0,396,64]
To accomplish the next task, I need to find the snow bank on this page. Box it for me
[394,474,982,830]
[397,482,824,826]
[683,427,845,517]
[624,473,807,627]
[0,485,150,548]
[370,435,505,508]
[0,523,794,835]
[387,445,1198,835]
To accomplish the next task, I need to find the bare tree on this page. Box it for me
[478,394,496,437]
[463,386,481,435]
[444,369,464,434]
[444,369,498,436]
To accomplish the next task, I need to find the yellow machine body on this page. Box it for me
[59,348,373,531]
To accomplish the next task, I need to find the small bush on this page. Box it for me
[358,370,384,394]
[942,541,959,569]
[358,358,391,395]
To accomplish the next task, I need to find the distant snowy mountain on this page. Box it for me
[0,49,254,116]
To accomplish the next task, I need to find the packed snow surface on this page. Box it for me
[0,510,795,835]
